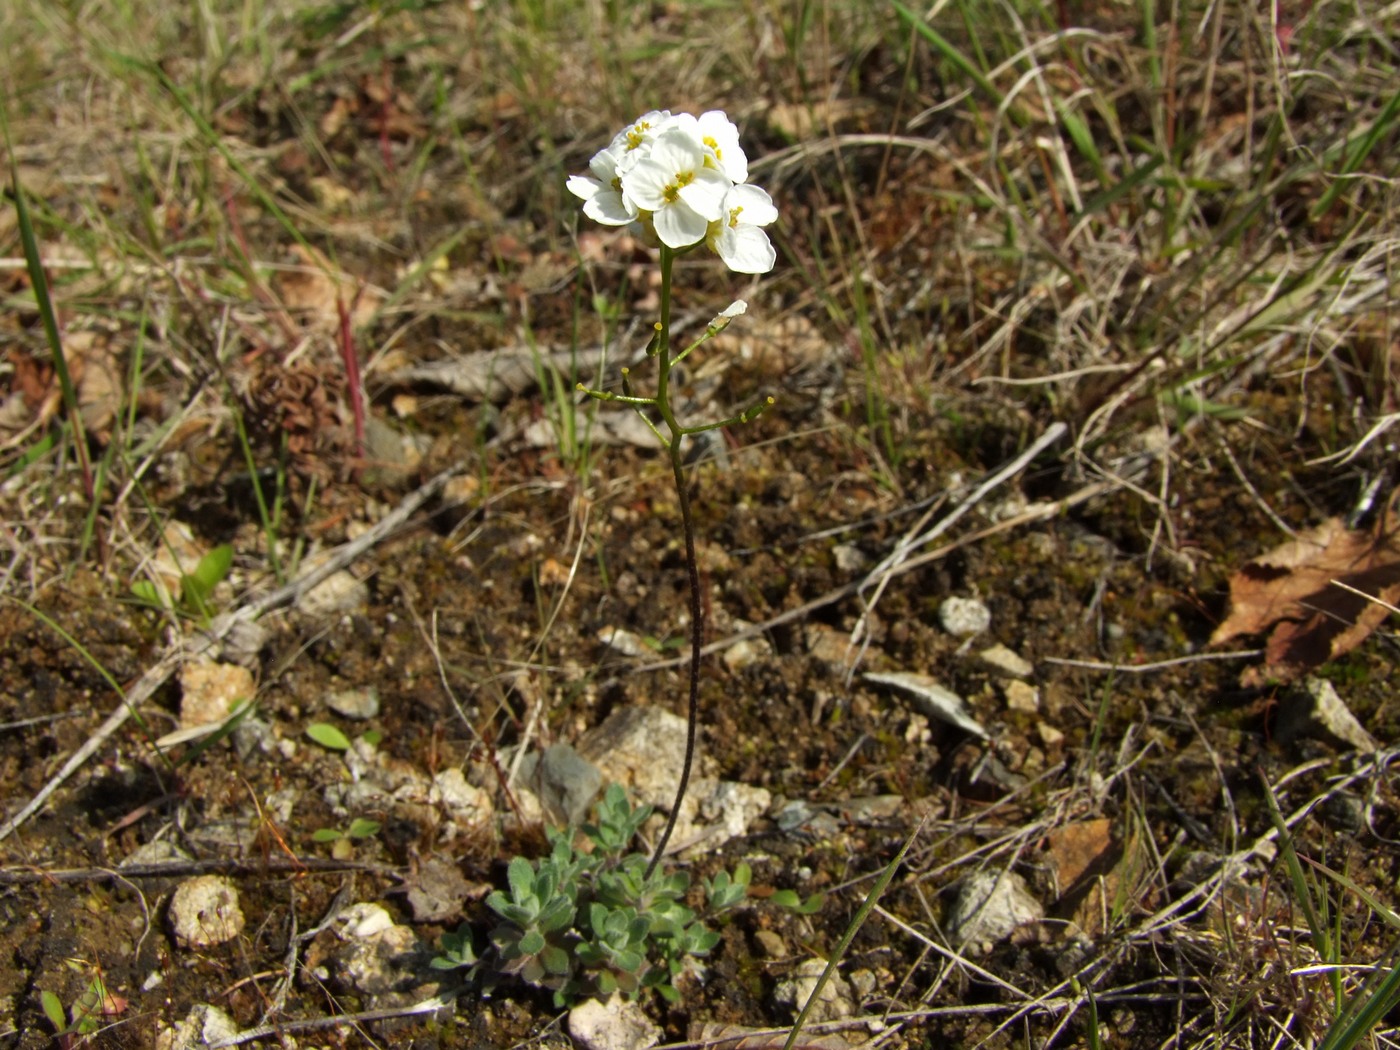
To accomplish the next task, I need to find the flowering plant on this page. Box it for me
[567,109,778,274]
[568,110,776,873]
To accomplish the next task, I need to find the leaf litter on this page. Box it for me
[1212,492,1400,685]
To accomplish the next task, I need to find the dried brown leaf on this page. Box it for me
[1212,506,1400,683]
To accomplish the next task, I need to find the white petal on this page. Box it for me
[697,111,747,182]
[724,183,778,225]
[583,191,635,225]
[566,174,602,202]
[648,129,705,173]
[621,160,672,211]
[588,146,622,182]
[714,225,776,274]
[653,200,709,249]
[677,168,731,221]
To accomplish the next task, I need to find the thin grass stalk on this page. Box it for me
[3,106,94,501]
[782,819,925,1050]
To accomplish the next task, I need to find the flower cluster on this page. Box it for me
[567,109,778,274]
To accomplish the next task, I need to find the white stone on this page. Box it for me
[334,922,419,996]
[169,876,245,948]
[154,1004,239,1050]
[596,626,651,657]
[579,706,690,811]
[568,996,662,1050]
[946,869,1043,953]
[865,671,989,739]
[978,643,1034,678]
[723,631,771,671]
[1037,722,1065,748]
[832,543,869,572]
[337,902,396,939]
[326,686,380,720]
[939,596,991,637]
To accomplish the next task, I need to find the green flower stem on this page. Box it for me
[645,246,700,880]
[577,247,770,881]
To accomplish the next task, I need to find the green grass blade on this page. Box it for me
[782,819,924,1050]
[1311,87,1400,219]
[2,101,93,499]
[891,0,1026,127]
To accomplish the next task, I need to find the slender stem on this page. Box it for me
[645,245,701,879]
[645,441,702,879]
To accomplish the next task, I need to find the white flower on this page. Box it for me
[706,183,778,273]
[621,128,732,250]
[609,110,676,170]
[566,144,635,226]
[695,110,748,183]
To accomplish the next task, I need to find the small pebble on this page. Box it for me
[832,543,869,572]
[568,996,661,1050]
[978,643,1034,678]
[755,929,788,958]
[179,660,254,730]
[939,596,991,637]
[169,876,245,948]
[326,686,380,720]
[946,869,1044,953]
[1037,722,1066,748]
[1004,680,1040,713]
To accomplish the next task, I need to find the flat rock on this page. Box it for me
[946,869,1044,953]
[1277,677,1378,752]
[298,557,369,618]
[518,743,603,825]
[578,705,767,855]
[979,643,1034,678]
[169,875,245,948]
[579,706,690,810]
[178,660,254,730]
[865,671,989,739]
[597,626,652,657]
[326,686,380,720]
[331,919,420,996]
[432,767,495,834]
[568,995,662,1050]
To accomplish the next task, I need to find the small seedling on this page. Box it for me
[131,543,234,624]
[311,817,381,860]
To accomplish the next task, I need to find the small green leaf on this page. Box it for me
[541,944,571,975]
[770,889,825,914]
[311,828,343,842]
[306,723,352,750]
[190,544,234,593]
[40,990,66,1032]
[346,818,381,838]
[507,856,537,903]
[131,580,164,608]
[518,928,546,955]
